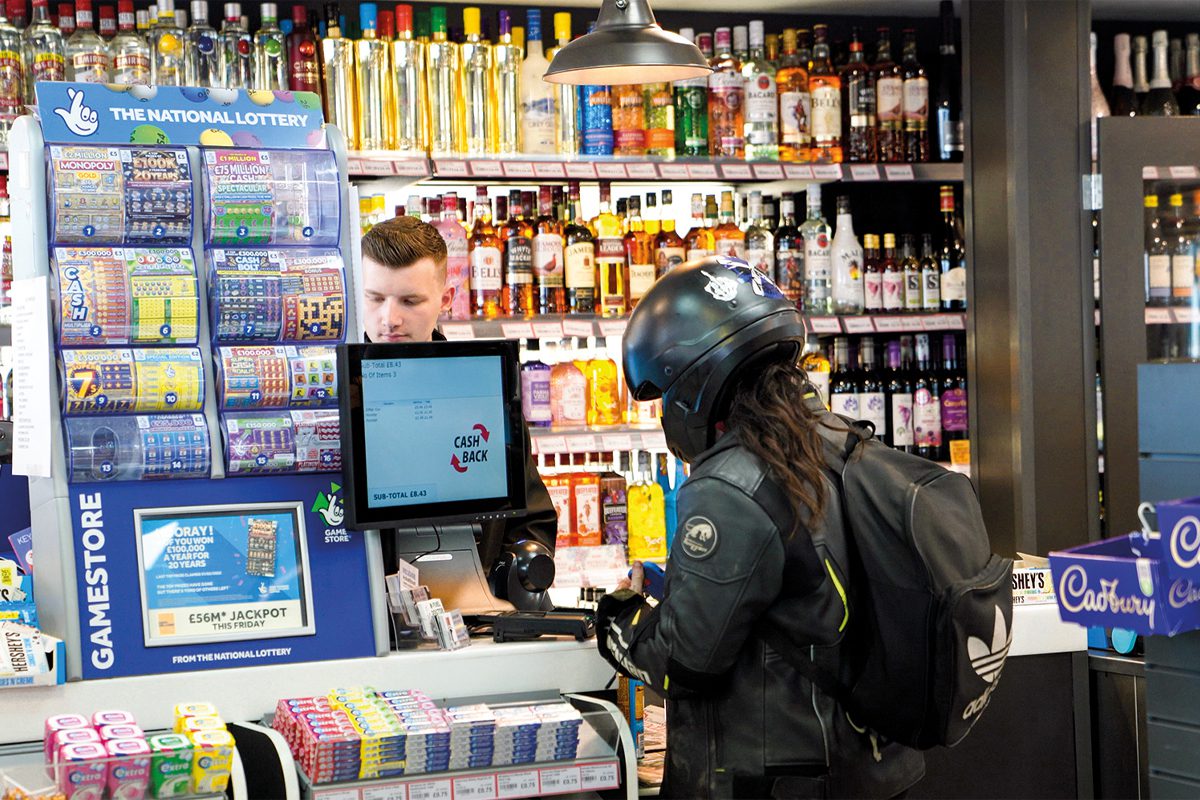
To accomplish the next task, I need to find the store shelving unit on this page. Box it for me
[530,424,666,456]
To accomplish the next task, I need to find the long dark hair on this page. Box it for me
[726,356,829,531]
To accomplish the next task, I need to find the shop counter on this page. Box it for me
[0,638,615,746]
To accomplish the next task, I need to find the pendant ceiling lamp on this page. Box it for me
[542,0,712,85]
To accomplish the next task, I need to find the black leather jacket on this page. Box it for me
[597,418,924,799]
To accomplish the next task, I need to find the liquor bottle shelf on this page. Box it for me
[439,312,966,341]
[346,151,965,186]
[530,424,667,456]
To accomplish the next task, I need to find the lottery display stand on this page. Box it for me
[10,82,387,682]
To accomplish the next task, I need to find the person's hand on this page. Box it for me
[616,561,645,595]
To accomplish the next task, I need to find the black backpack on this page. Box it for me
[757,411,1013,750]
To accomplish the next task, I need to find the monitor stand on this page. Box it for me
[393,524,516,615]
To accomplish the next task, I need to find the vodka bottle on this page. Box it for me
[519,9,554,154]
[252,1,285,90]
[109,0,149,84]
[97,4,114,39]
[492,9,521,154]
[219,2,250,89]
[148,0,184,86]
[0,2,20,146]
[549,12,579,154]
[22,0,65,98]
[184,0,218,86]
[67,0,109,82]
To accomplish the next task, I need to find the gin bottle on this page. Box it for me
[252,2,285,90]
[148,0,184,86]
[184,0,218,86]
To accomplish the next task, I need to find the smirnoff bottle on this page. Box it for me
[22,0,65,98]
[67,0,109,82]
[109,0,149,84]
[98,4,114,39]
[184,0,218,86]
[0,3,21,145]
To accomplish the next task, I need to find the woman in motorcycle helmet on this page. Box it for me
[595,255,924,799]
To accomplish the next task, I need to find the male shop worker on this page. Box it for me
[360,215,557,569]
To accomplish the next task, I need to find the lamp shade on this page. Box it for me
[543,0,712,85]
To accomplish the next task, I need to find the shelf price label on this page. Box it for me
[872,316,905,333]
[720,162,754,181]
[471,160,505,178]
[1175,307,1198,323]
[848,164,881,181]
[600,433,634,451]
[643,430,668,450]
[538,766,582,795]
[687,163,719,180]
[504,162,536,178]
[597,319,628,337]
[561,318,595,337]
[596,162,628,179]
[534,161,567,178]
[316,789,361,800]
[534,435,568,455]
[500,322,535,340]
[567,434,599,453]
[440,323,476,340]
[394,159,430,177]
[434,160,470,178]
[811,164,842,181]
[842,316,875,333]
[406,780,451,800]
[579,762,621,791]
[752,163,784,180]
[899,316,925,331]
[359,159,397,176]
[363,785,407,800]
[626,162,658,179]
[807,316,842,334]
[783,164,814,180]
[1145,307,1173,325]
[1168,166,1198,179]
[532,320,565,339]
[564,162,597,179]
[659,163,690,180]
[452,775,498,799]
[883,164,915,181]
[496,771,539,798]
[345,157,363,173]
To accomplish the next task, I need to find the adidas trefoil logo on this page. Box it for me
[963,606,1011,719]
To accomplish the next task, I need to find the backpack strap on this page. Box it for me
[753,620,853,708]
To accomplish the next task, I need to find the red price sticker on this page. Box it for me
[626,162,658,179]
[538,767,582,795]
[452,775,497,799]
[405,780,451,800]
[579,762,621,791]
[471,160,505,178]
[362,785,407,800]
[659,163,690,180]
[496,771,539,799]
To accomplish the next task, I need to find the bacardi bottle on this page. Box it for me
[742,19,778,161]
[801,185,832,315]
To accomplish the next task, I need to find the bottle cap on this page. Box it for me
[678,26,693,43]
[864,233,879,248]
[884,233,897,248]
[461,6,479,37]
[395,3,411,33]
[429,5,445,34]
[358,2,375,31]
[76,0,91,13]
[748,20,763,47]
[714,27,731,49]
[291,5,305,25]
[512,25,524,50]
[663,189,672,204]
[697,32,712,55]
[157,0,173,17]
[224,2,238,21]
[525,8,540,41]
[733,24,748,52]
[378,9,393,38]
[1153,29,1167,48]
[260,1,276,21]
[174,8,186,26]
[553,11,570,42]
[498,8,510,36]
[1170,193,1184,207]
[414,8,428,38]
[58,3,72,22]
[118,0,133,14]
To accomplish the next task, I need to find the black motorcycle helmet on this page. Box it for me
[623,255,807,462]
